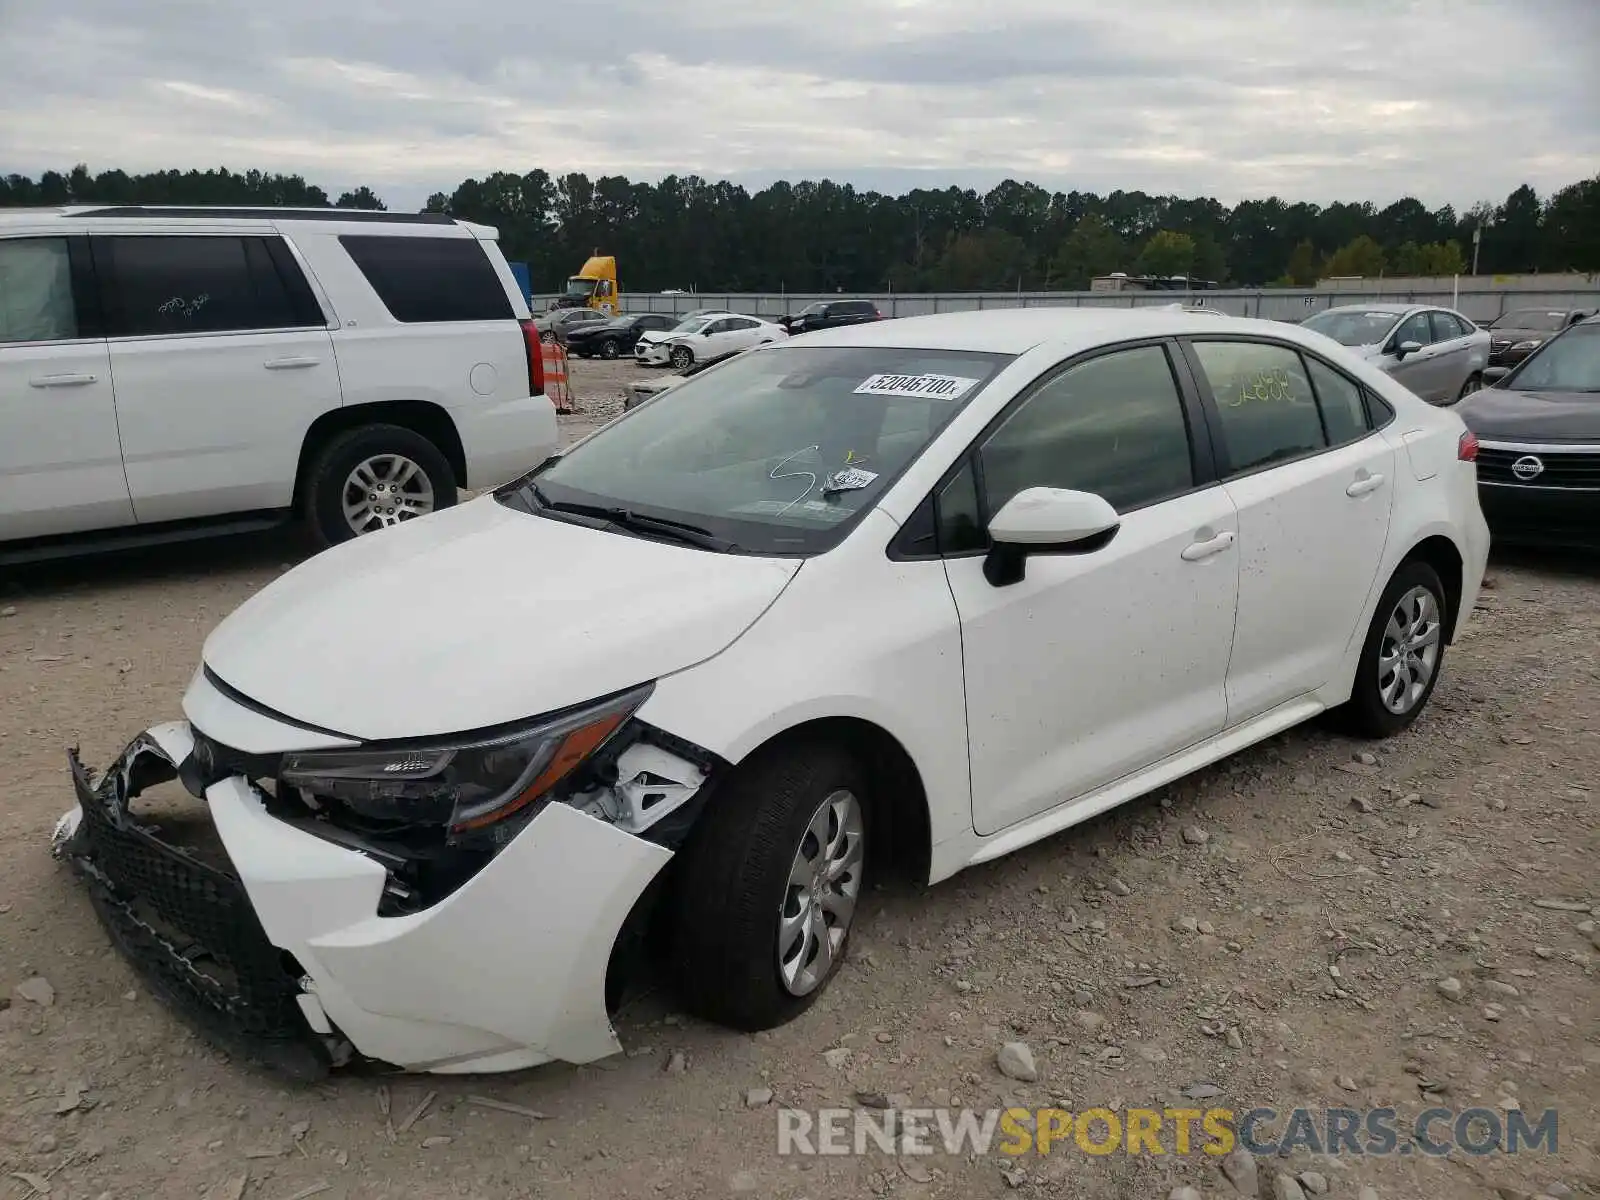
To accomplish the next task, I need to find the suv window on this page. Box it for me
[1191,340,1326,474]
[977,345,1195,517]
[0,238,78,343]
[834,301,873,317]
[340,235,513,323]
[97,235,317,337]
[1391,312,1432,349]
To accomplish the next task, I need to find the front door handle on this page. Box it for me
[1181,530,1236,562]
[1347,472,1386,497]
[29,373,98,388]
[264,356,320,370]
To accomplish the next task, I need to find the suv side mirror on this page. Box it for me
[983,487,1120,587]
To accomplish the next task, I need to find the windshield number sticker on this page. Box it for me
[822,466,879,494]
[853,373,978,400]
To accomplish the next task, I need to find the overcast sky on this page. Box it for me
[2,0,1596,212]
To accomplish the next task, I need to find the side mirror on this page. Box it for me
[983,487,1120,587]
[1481,365,1510,385]
[1392,340,1423,360]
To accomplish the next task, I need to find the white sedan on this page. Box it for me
[635,312,787,368]
[55,308,1488,1079]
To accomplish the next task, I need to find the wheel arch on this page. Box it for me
[1396,532,1466,643]
[293,400,466,508]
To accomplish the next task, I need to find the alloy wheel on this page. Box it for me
[777,789,864,996]
[342,454,435,535]
[1377,585,1441,714]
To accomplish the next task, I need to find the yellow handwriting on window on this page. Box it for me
[1231,367,1295,407]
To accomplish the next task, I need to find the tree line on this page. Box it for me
[3,164,1596,293]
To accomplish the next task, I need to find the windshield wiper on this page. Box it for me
[527,484,737,552]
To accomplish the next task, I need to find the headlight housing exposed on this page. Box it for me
[279,684,652,837]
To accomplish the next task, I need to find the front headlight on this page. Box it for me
[1510,339,1543,352]
[280,683,652,836]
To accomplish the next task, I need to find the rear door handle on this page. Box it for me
[264,356,320,370]
[1347,472,1386,497]
[29,373,98,388]
[1181,530,1235,562]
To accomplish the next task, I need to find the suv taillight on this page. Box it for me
[1458,430,1479,462]
[520,319,545,396]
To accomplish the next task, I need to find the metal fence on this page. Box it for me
[538,286,1600,325]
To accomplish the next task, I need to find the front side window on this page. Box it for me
[0,237,77,343]
[1391,312,1432,349]
[341,235,512,323]
[671,317,713,335]
[1192,340,1326,474]
[978,345,1195,515]
[512,345,1014,556]
[98,235,312,337]
[1505,325,1600,393]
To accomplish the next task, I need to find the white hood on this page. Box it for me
[201,497,800,741]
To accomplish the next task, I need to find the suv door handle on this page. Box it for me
[1347,472,1386,497]
[1181,530,1235,562]
[264,356,320,370]
[29,373,98,388]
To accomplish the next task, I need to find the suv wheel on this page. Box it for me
[600,339,620,359]
[669,344,694,371]
[304,424,457,548]
[668,739,867,1030]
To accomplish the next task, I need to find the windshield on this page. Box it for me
[564,277,600,298]
[799,302,828,316]
[1491,309,1567,332]
[1505,326,1600,393]
[512,345,1014,555]
[1302,309,1402,346]
[671,316,713,334]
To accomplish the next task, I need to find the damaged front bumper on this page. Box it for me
[56,721,679,1078]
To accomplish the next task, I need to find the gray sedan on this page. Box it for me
[1301,303,1491,405]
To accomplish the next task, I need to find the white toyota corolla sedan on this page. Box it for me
[55,308,1489,1079]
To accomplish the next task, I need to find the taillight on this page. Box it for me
[520,319,545,396]
[1458,430,1479,461]
[874,308,884,319]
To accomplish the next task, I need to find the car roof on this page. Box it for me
[1313,303,1421,316]
[788,306,1340,356]
[0,205,497,238]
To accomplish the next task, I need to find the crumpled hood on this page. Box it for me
[201,497,800,741]
[1458,387,1600,442]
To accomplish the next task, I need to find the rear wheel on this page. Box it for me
[1456,373,1483,402]
[1341,560,1449,737]
[303,424,456,549]
[600,339,620,360]
[669,344,694,371]
[541,330,556,344]
[668,740,868,1030]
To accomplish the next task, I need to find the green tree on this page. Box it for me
[1285,239,1319,285]
[1135,230,1196,277]
[335,186,386,210]
[1392,240,1467,276]
[1049,214,1126,289]
[1323,235,1388,278]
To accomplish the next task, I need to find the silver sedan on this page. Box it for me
[1301,303,1491,405]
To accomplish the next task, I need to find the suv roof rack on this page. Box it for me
[61,206,457,225]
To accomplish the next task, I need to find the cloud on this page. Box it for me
[0,0,1595,210]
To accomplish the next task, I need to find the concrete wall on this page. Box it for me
[539,285,1600,325]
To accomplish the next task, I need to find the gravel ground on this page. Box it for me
[1,356,1596,1200]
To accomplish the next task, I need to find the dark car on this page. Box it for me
[1484,307,1591,368]
[781,298,883,336]
[1457,315,1600,549]
[563,313,676,359]
[532,307,609,345]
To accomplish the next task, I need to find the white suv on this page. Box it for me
[0,206,558,560]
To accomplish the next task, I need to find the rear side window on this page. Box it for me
[97,235,320,337]
[340,235,513,323]
[1192,340,1326,475]
[0,237,78,342]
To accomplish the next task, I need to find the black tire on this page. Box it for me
[669,344,694,371]
[599,338,620,360]
[302,424,457,549]
[1340,560,1449,738]
[668,739,868,1031]
[1455,373,1482,403]
[541,330,556,344]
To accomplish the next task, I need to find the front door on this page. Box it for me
[943,343,1240,836]
[1383,311,1447,402]
[0,234,134,540]
[1182,338,1396,721]
[93,233,340,524]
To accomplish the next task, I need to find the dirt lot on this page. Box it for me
[2,356,1596,1200]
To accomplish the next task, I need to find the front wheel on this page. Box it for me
[669,344,694,371]
[1341,560,1449,737]
[668,740,868,1030]
[600,339,620,360]
[303,424,457,549]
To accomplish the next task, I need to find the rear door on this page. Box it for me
[1182,337,1396,722]
[94,231,340,524]
[0,233,134,539]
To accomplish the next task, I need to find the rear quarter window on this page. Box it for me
[339,235,513,323]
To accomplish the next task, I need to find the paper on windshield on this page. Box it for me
[853,373,978,400]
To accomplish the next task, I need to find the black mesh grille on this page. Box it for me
[67,750,327,1079]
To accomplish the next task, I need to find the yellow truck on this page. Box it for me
[552,255,620,315]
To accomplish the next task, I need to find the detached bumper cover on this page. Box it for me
[57,723,676,1077]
